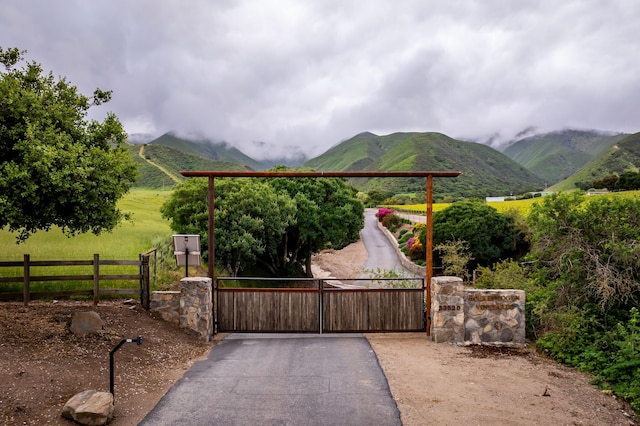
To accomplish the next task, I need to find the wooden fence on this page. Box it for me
[0,253,152,308]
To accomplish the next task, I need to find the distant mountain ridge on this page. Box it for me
[127,128,636,197]
[304,132,545,199]
[128,143,250,188]
[551,132,640,191]
[151,132,264,170]
[502,129,627,184]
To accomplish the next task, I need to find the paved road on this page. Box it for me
[357,209,421,284]
[139,334,401,426]
[361,209,405,273]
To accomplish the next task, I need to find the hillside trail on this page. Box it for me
[138,145,182,184]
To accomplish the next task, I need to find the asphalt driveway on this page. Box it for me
[139,333,401,425]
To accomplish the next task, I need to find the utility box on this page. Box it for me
[173,234,201,276]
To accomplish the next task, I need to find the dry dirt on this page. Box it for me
[0,239,636,425]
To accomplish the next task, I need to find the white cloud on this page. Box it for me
[1,0,639,159]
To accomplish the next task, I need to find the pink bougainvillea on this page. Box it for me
[377,208,394,222]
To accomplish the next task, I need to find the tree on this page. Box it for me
[263,169,364,276]
[0,47,138,241]
[161,172,364,277]
[215,179,295,277]
[615,171,640,191]
[159,178,296,276]
[431,199,528,270]
[593,174,618,190]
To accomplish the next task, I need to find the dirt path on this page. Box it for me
[138,145,181,184]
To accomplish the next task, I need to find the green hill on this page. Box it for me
[503,130,627,184]
[305,132,545,199]
[129,143,250,189]
[150,132,263,170]
[551,132,640,191]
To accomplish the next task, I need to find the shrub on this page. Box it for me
[412,222,426,234]
[407,237,425,261]
[434,240,472,281]
[382,213,402,229]
[377,208,394,222]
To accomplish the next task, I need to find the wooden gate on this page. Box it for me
[216,278,425,333]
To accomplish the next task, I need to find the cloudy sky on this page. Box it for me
[1,1,638,159]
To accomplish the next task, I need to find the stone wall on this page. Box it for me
[464,289,525,345]
[150,277,213,341]
[376,219,426,276]
[430,276,526,346]
[150,291,180,325]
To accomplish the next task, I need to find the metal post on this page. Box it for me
[318,279,323,334]
[425,175,433,336]
[208,176,215,280]
[109,336,142,402]
[185,243,189,278]
[140,254,150,310]
[23,254,30,307]
[93,254,100,306]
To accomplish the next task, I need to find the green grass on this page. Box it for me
[388,190,640,218]
[0,188,174,292]
[389,198,543,216]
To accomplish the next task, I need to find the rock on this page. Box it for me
[70,311,104,335]
[61,390,114,425]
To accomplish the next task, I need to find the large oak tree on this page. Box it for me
[0,47,138,241]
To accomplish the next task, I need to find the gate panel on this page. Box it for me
[218,288,319,332]
[323,289,425,332]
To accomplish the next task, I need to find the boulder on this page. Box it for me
[61,390,114,425]
[70,311,104,335]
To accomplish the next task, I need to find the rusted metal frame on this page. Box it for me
[189,169,462,337]
[426,175,433,336]
[208,176,215,281]
[182,171,460,178]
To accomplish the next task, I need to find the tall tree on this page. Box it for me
[264,168,364,276]
[431,199,527,270]
[161,172,364,277]
[0,47,138,241]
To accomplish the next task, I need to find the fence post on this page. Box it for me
[318,279,323,334]
[93,254,100,306]
[140,254,150,310]
[23,254,30,307]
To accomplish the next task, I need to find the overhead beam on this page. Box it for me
[181,171,461,178]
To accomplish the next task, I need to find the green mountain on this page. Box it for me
[551,132,640,191]
[128,143,250,189]
[305,132,545,199]
[503,130,627,185]
[150,132,263,170]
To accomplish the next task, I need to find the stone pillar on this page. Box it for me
[179,277,213,341]
[464,289,525,346]
[430,276,465,343]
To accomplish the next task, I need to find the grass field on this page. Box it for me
[387,190,640,217]
[0,188,174,292]
[388,198,540,216]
